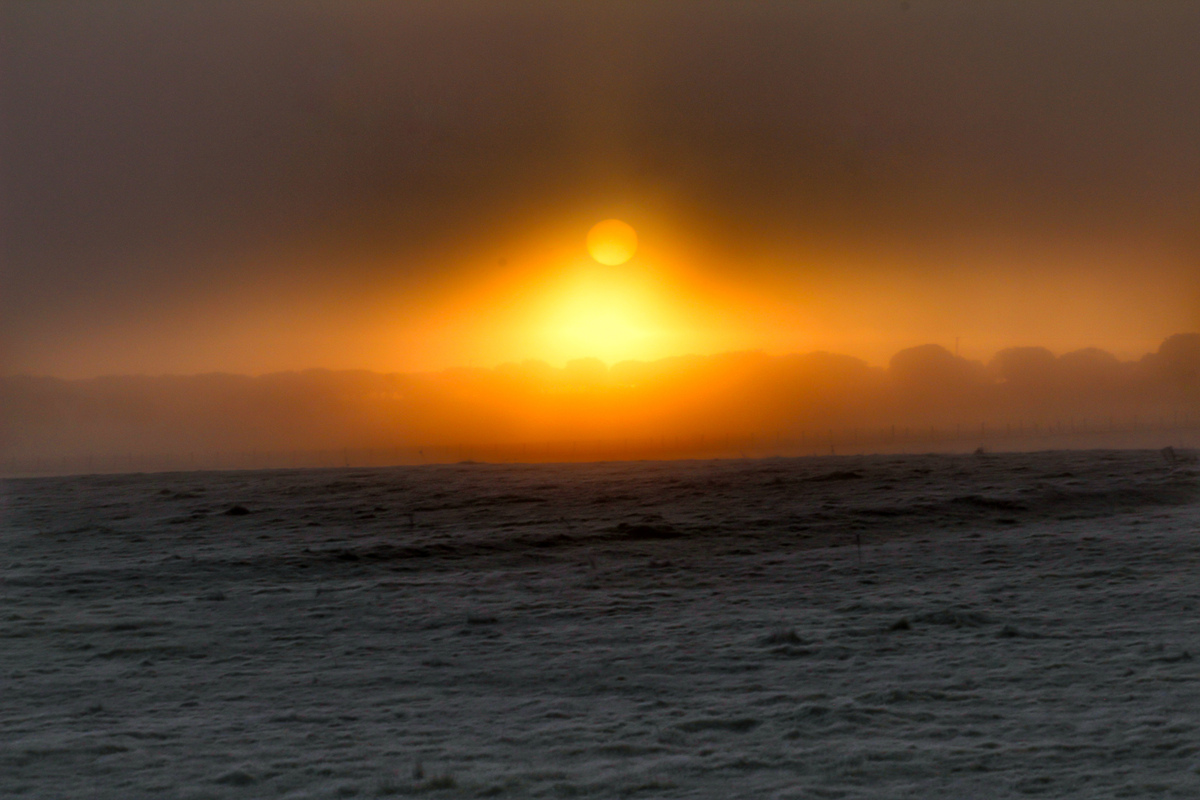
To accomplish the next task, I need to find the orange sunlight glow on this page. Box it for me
[535,261,673,365]
[388,219,782,371]
[384,217,806,371]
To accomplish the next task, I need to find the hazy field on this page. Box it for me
[4,451,1200,798]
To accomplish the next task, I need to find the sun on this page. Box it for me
[586,219,638,265]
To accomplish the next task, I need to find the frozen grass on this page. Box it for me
[3,450,1200,798]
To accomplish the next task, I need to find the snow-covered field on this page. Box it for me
[4,450,1200,798]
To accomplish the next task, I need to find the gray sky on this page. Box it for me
[5,1,1200,376]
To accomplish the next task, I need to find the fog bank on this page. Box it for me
[5,334,1200,472]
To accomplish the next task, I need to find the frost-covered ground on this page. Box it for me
[4,450,1200,798]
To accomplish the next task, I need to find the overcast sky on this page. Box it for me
[5,1,1200,376]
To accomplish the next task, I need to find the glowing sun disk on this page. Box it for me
[586,219,638,265]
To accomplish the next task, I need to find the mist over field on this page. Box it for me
[6,334,1200,471]
[10,3,1200,799]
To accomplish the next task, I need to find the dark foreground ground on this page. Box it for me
[3,450,1200,798]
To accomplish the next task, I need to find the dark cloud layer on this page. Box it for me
[5,2,1200,374]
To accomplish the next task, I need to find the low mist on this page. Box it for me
[5,334,1200,474]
